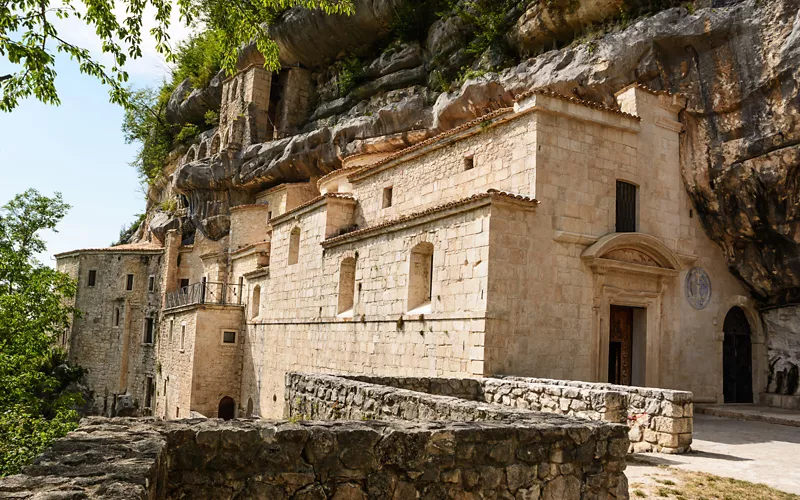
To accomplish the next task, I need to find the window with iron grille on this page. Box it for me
[615,181,638,233]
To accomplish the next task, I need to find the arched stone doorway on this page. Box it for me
[582,233,683,386]
[723,307,753,403]
[218,396,235,420]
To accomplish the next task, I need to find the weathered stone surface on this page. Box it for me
[166,71,225,126]
[337,374,693,454]
[365,43,423,78]
[265,0,405,68]
[0,413,629,500]
[149,211,181,242]
[764,306,800,396]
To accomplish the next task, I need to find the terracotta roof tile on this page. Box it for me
[230,203,269,212]
[270,192,356,225]
[54,241,163,257]
[322,189,537,247]
[347,107,516,181]
[515,88,641,120]
[615,82,679,97]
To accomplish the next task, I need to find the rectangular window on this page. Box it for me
[267,211,272,222]
[126,274,134,291]
[180,324,186,352]
[169,319,174,342]
[145,377,153,408]
[615,180,638,233]
[87,270,97,287]
[180,278,189,290]
[464,155,474,171]
[148,276,155,292]
[222,331,237,344]
[144,317,154,344]
[382,186,393,209]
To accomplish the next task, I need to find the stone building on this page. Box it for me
[58,81,767,420]
[55,242,163,415]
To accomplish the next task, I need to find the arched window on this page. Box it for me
[218,396,235,420]
[288,227,301,265]
[337,257,356,315]
[408,242,434,312]
[246,398,254,417]
[197,140,208,159]
[185,146,197,164]
[250,285,261,320]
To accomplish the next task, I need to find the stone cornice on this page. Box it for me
[270,193,356,227]
[321,190,537,249]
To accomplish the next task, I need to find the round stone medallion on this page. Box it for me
[685,267,712,310]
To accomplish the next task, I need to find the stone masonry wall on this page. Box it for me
[0,415,629,500]
[504,377,693,454]
[286,373,629,499]
[315,374,692,454]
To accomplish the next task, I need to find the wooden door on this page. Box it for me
[609,306,633,385]
[723,307,753,403]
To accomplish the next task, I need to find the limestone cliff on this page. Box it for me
[139,0,800,379]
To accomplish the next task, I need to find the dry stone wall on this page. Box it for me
[502,377,693,454]
[315,374,692,454]
[0,415,629,500]
[286,373,629,499]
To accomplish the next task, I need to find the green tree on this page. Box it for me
[0,0,353,112]
[0,189,84,476]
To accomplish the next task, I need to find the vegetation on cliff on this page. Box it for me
[0,190,85,476]
[121,31,225,185]
[0,0,353,112]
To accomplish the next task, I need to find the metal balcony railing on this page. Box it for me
[164,281,244,310]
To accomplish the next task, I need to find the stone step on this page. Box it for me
[695,404,800,428]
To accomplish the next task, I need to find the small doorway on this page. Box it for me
[723,307,753,403]
[218,396,235,420]
[609,306,647,386]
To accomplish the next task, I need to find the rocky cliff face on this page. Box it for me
[150,0,800,313]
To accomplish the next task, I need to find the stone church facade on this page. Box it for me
[57,81,768,420]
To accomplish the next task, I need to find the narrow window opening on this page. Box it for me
[337,257,357,316]
[382,186,393,209]
[250,285,261,319]
[126,274,134,291]
[144,317,154,344]
[615,180,638,233]
[408,242,434,312]
[288,227,301,265]
[180,324,186,352]
[464,155,474,171]
[114,307,120,327]
[222,331,237,344]
[176,407,180,418]
[88,270,97,287]
[148,275,155,292]
[267,211,272,222]
[169,319,174,342]
[145,377,153,408]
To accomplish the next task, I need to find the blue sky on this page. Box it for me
[0,11,192,265]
